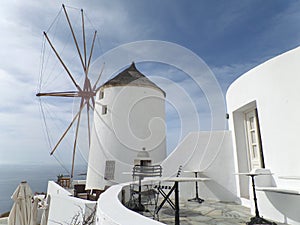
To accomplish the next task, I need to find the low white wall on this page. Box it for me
[47,181,72,197]
[257,190,300,225]
[97,183,164,225]
[251,169,300,225]
[0,217,8,225]
[46,181,96,225]
[161,131,238,202]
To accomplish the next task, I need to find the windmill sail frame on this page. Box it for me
[36,4,104,178]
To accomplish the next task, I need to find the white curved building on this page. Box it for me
[227,46,300,224]
[86,63,167,190]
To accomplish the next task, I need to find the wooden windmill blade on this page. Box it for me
[49,101,87,156]
[36,91,79,97]
[36,5,104,178]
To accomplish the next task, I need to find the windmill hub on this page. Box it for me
[78,91,96,98]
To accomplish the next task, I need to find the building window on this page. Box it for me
[102,105,107,115]
[245,108,265,170]
[99,90,104,100]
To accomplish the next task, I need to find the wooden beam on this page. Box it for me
[50,101,86,156]
[62,4,86,72]
[36,91,79,97]
[43,32,82,92]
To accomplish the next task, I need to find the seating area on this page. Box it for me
[124,164,214,225]
[73,183,107,201]
[125,164,162,216]
[55,174,108,201]
[56,175,71,188]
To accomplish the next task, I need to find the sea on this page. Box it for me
[0,164,87,214]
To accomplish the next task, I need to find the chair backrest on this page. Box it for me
[176,165,183,177]
[74,184,86,197]
[132,165,162,180]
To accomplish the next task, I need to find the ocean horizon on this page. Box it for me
[0,163,87,214]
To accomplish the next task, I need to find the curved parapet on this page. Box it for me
[96,183,164,225]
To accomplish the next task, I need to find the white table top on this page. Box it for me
[122,172,132,175]
[235,172,272,176]
[145,176,211,182]
[183,170,204,173]
[278,176,300,180]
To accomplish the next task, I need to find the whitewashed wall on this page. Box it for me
[161,131,238,202]
[86,86,166,190]
[46,181,96,225]
[226,46,300,224]
[97,184,164,225]
[227,46,300,185]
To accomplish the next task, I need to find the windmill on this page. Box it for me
[36,4,104,178]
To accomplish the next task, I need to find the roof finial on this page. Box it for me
[130,61,136,70]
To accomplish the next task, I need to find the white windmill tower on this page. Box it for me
[86,62,167,190]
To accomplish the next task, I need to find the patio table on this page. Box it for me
[148,176,210,225]
[235,172,276,225]
[183,170,207,203]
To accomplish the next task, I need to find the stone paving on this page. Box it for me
[155,200,289,225]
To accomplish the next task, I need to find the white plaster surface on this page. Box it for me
[86,85,166,190]
[161,131,238,202]
[227,46,300,224]
[46,181,96,225]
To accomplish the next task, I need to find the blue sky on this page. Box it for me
[0,0,300,169]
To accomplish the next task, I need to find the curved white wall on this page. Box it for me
[86,86,166,190]
[227,46,300,181]
[97,184,164,225]
[226,47,300,224]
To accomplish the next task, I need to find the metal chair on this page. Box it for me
[126,164,162,217]
[74,184,88,199]
[154,165,183,219]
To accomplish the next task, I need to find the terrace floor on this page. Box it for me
[142,200,289,225]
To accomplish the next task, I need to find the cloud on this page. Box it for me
[211,62,258,93]
[257,1,300,52]
[0,70,26,108]
[0,0,299,165]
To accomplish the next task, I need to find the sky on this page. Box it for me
[0,0,300,170]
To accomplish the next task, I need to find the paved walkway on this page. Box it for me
[156,200,288,225]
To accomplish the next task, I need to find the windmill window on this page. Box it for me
[99,91,104,99]
[102,105,107,115]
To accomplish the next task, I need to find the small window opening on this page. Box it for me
[102,105,107,115]
[99,90,104,100]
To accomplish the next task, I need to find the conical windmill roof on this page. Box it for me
[101,62,166,96]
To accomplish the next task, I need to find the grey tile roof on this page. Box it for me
[101,62,166,96]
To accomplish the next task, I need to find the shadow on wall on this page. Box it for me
[205,179,241,203]
[265,192,300,223]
